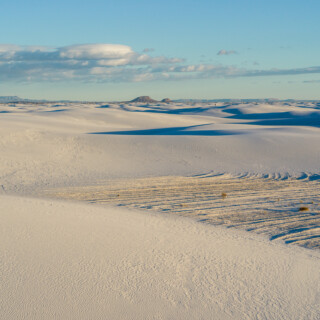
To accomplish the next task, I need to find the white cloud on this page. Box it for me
[59,44,133,59]
[217,50,238,56]
[0,43,185,82]
[97,58,131,67]
[0,44,21,52]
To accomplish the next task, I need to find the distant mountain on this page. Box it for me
[129,96,158,103]
[0,96,24,102]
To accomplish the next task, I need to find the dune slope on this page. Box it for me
[0,195,319,320]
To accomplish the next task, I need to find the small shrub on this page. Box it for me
[221,192,227,199]
[299,206,309,212]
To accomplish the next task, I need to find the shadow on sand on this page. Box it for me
[89,124,243,136]
[227,111,320,128]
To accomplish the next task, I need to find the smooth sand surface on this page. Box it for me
[1,195,319,319]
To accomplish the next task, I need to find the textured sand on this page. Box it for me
[48,174,320,249]
[1,195,319,319]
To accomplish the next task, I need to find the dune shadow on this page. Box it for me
[97,104,111,108]
[89,124,243,136]
[141,107,213,115]
[97,104,214,114]
[226,111,320,128]
[247,117,320,127]
[44,109,68,113]
[270,225,320,241]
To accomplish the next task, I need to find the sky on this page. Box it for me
[1,0,320,101]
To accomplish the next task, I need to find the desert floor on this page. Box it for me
[0,100,319,319]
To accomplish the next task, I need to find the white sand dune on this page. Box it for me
[0,101,319,193]
[1,195,319,319]
[0,100,320,319]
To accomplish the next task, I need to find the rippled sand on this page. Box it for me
[46,173,320,249]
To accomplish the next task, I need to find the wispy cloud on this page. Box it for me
[1,43,320,83]
[142,48,155,53]
[303,79,320,84]
[243,66,320,77]
[217,49,238,56]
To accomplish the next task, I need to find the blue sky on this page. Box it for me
[1,0,320,100]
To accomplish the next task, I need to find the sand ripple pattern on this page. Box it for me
[47,173,320,249]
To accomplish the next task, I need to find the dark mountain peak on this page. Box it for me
[130,96,158,103]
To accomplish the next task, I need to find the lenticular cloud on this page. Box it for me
[59,44,134,59]
[0,43,183,82]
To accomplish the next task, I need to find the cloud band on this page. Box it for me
[1,43,320,83]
